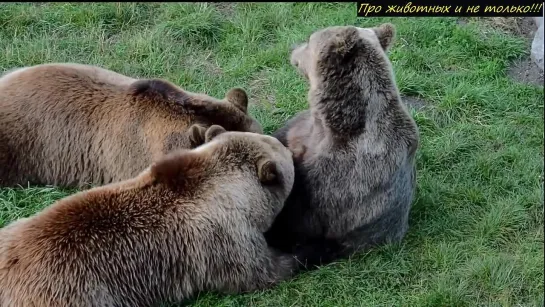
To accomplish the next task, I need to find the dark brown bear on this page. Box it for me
[0,126,297,307]
[0,63,262,188]
[265,24,420,265]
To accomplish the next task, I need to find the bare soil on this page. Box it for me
[507,58,544,87]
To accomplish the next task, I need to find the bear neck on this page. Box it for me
[309,60,400,138]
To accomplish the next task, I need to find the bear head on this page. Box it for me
[290,23,396,88]
[151,125,294,232]
[129,79,263,135]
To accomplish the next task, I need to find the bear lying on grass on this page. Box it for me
[0,126,298,307]
[0,63,262,188]
[266,23,420,265]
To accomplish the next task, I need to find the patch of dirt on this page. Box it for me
[401,95,429,111]
[458,17,536,41]
[492,17,545,86]
[483,17,536,39]
[507,58,544,86]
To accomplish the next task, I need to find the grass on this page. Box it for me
[0,3,543,306]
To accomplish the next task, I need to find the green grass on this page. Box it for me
[1,3,543,306]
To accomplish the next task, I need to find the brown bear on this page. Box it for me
[0,63,263,188]
[0,126,299,307]
[265,23,420,266]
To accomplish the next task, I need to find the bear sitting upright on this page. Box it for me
[0,126,298,307]
[265,23,420,265]
[0,63,262,188]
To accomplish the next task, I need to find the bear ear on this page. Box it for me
[257,159,279,185]
[128,79,190,103]
[372,23,396,51]
[188,124,208,148]
[324,27,360,59]
[204,125,227,143]
[225,88,249,113]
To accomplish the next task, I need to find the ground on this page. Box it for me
[457,17,544,87]
[0,3,543,306]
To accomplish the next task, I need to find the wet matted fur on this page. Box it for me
[265,24,420,265]
[0,127,298,307]
[0,63,263,188]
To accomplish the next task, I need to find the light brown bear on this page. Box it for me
[0,63,262,188]
[265,23,420,265]
[0,126,299,307]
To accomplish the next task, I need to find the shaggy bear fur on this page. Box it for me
[0,63,262,188]
[265,24,420,265]
[0,126,298,307]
